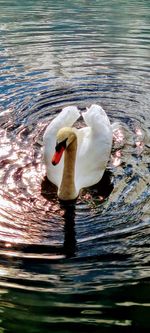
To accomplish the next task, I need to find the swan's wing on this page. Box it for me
[84,104,121,135]
[43,106,80,187]
[82,104,111,131]
[43,106,80,141]
[75,105,113,191]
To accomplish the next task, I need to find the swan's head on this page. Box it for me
[52,127,76,166]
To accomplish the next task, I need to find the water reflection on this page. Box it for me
[0,0,150,330]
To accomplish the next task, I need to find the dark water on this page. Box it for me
[0,0,150,331]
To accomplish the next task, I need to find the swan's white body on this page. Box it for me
[43,104,114,195]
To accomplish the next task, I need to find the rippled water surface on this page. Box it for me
[0,0,150,331]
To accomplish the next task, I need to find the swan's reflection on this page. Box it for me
[41,176,77,258]
[60,201,76,258]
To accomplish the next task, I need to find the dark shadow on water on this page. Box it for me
[95,169,114,198]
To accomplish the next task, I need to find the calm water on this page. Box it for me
[0,0,150,331]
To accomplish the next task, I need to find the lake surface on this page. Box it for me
[0,0,150,331]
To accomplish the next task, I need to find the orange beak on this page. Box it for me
[51,146,65,165]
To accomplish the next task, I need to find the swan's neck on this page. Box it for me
[58,139,77,200]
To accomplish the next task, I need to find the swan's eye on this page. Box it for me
[55,138,67,152]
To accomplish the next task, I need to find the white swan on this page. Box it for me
[43,104,114,200]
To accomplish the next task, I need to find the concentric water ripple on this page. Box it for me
[0,0,150,331]
[0,84,149,260]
